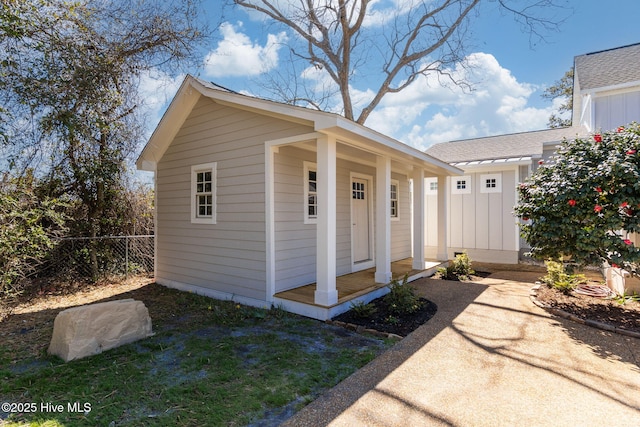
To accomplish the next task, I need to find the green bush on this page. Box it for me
[0,175,67,297]
[384,274,422,315]
[438,252,475,280]
[515,123,640,270]
[349,300,377,319]
[542,260,586,294]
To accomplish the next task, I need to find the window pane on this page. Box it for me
[204,171,211,182]
[309,170,316,181]
[309,182,316,192]
[197,183,204,193]
[204,183,212,192]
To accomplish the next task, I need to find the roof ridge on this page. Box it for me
[578,42,640,57]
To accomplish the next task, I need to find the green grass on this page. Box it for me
[0,290,390,426]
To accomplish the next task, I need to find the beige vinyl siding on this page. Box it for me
[273,146,317,291]
[156,96,311,301]
[273,145,412,291]
[390,174,411,261]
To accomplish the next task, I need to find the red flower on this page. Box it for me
[612,263,619,268]
[594,205,602,213]
[618,126,625,132]
[627,149,637,155]
[568,199,576,206]
[620,202,629,208]
[538,160,544,165]
[595,187,603,193]
[624,239,632,245]
[522,217,529,221]
[594,134,602,142]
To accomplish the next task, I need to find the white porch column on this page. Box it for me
[436,175,449,261]
[315,135,338,306]
[375,155,392,283]
[412,167,425,270]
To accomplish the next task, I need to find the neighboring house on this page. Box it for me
[425,43,640,264]
[137,76,460,320]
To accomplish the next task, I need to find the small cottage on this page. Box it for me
[137,76,460,320]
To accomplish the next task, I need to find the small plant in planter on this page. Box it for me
[437,252,475,280]
[349,300,378,319]
[541,259,587,294]
[384,274,423,315]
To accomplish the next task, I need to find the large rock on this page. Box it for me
[48,299,153,362]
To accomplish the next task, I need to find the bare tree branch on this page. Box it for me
[233,0,570,125]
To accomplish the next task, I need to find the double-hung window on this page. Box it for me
[304,161,317,224]
[191,162,217,224]
[390,180,399,219]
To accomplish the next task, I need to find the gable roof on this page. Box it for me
[425,127,587,164]
[137,75,460,176]
[575,43,640,91]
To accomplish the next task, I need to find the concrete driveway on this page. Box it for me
[283,275,640,426]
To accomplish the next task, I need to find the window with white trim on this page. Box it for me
[480,173,502,193]
[191,162,217,224]
[425,178,438,195]
[451,175,472,195]
[304,161,317,224]
[390,180,399,219]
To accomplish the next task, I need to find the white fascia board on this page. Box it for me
[583,80,640,96]
[136,75,201,170]
[318,117,463,176]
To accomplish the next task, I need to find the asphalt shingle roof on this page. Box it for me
[425,127,586,163]
[575,43,640,90]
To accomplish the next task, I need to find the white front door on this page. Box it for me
[352,178,371,263]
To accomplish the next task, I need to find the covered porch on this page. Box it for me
[265,125,461,321]
[273,258,446,320]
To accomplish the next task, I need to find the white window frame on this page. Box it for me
[451,175,472,195]
[390,179,400,221]
[191,162,217,224]
[425,178,438,195]
[480,173,502,194]
[304,161,317,224]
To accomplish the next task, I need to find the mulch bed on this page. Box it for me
[332,296,437,337]
[535,285,640,334]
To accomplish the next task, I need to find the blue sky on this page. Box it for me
[139,0,640,151]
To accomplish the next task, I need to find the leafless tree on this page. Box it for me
[233,0,570,124]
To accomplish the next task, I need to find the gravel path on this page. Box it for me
[283,275,640,426]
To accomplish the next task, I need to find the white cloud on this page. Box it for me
[204,22,287,78]
[137,69,185,133]
[363,52,557,150]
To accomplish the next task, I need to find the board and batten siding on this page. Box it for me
[156,96,312,302]
[425,170,519,263]
[273,145,412,292]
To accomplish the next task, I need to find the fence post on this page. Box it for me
[125,236,129,279]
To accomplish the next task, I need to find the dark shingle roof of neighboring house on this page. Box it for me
[425,127,587,163]
[575,43,640,90]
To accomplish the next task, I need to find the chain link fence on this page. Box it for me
[42,235,154,280]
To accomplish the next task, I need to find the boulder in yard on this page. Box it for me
[48,298,153,362]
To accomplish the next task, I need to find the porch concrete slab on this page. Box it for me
[282,276,640,427]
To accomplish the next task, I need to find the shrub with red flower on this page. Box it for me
[514,122,640,269]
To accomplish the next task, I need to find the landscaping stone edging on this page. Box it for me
[529,284,640,339]
[325,320,404,341]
